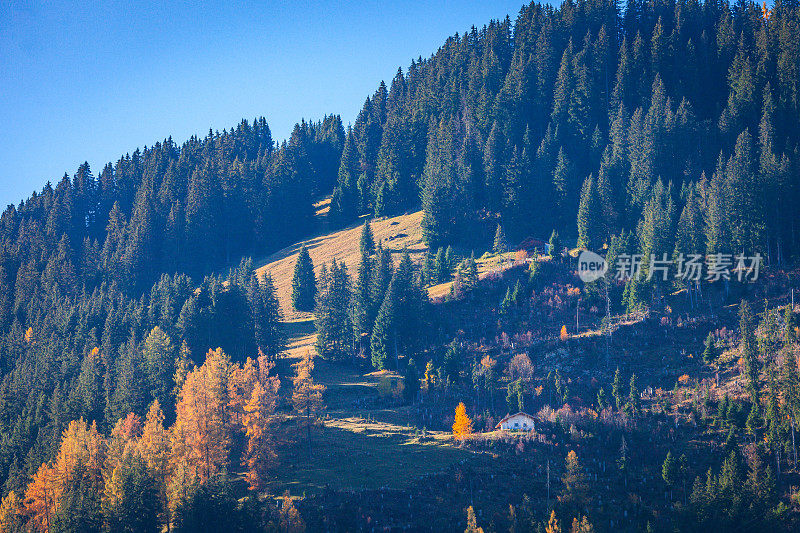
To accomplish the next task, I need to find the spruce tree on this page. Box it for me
[702,332,717,364]
[315,260,353,361]
[360,219,375,257]
[548,230,562,259]
[291,245,316,312]
[612,367,623,410]
[739,300,760,404]
[493,224,508,254]
[577,174,603,250]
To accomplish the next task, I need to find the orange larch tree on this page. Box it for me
[452,402,473,440]
[173,348,233,483]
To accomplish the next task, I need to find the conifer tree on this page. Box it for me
[291,245,317,312]
[352,246,374,345]
[559,450,589,516]
[577,174,603,250]
[315,259,353,361]
[404,359,420,404]
[702,332,717,364]
[452,402,473,440]
[493,224,509,254]
[548,230,562,259]
[662,451,678,498]
[434,247,448,283]
[141,326,176,413]
[785,305,797,344]
[627,373,641,416]
[464,505,484,533]
[740,300,760,404]
[612,367,623,410]
[360,219,375,257]
[291,352,325,459]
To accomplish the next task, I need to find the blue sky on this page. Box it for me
[0,0,528,208]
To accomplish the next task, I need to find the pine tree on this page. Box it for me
[577,174,603,250]
[662,451,678,498]
[141,327,176,413]
[612,367,623,409]
[352,246,374,345]
[434,247,449,283]
[315,259,353,361]
[493,224,508,254]
[702,332,717,364]
[138,400,170,528]
[785,305,797,344]
[252,272,284,357]
[552,148,572,229]
[546,510,561,533]
[173,348,233,483]
[548,230,562,259]
[360,219,375,257]
[242,379,279,490]
[626,373,641,416]
[740,300,760,404]
[291,245,316,312]
[404,359,420,405]
[559,450,589,515]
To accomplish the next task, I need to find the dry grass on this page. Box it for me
[426,251,521,299]
[255,210,427,321]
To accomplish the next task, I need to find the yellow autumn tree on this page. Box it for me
[570,516,595,533]
[560,325,569,340]
[105,413,142,470]
[452,402,473,440]
[242,380,280,490]
[139,400,171,525]
[465,505,484,532]
[0,490,22,531]
[103,413,143,511]
[279,491,306,533]
[292,351,325,460]
[167,417,194,512]
[23,463,57,533]
[172,348,233,483]
[24,419,105,532]
[546,510,561,533]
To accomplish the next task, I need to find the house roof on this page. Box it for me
[495,411,536,428]
[517,238,548,250]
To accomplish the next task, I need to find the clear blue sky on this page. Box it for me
[0,0,530,208]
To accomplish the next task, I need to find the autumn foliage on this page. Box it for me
[452,402,473,440]
[12,347,281,531]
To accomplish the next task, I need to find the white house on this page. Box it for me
[495,411,536,431]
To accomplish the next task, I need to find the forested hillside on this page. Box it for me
[2,0,800,531]
[331,0,800,266]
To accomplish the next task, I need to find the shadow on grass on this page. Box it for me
[266,421,471,496]
[282,318,316,340]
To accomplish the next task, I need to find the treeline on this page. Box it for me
[0,112,341,501]
[0,114,343,311]
[330,0,800,266]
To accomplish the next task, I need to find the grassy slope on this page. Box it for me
[253,204,473,496]
[254,204,427,322]
[249,204,542,498]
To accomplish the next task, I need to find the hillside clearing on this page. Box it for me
[255,210,426,320]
